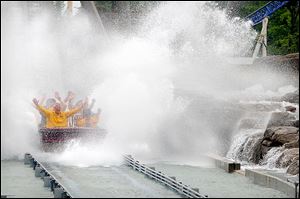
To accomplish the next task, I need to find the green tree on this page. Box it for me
[237,1,299,55]
[94,1,113,13]
[53,1,65,17]
[93,1,299,55]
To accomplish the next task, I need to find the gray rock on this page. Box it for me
[294,120,299,128]
[262,126,299,150]
[261,126,299,161]
[248,136,263,164]
[287,156,299,175]
[271,127,299,145]
[262,140,272,147]
[285,106,297,112]
[281,89,299,104]
[261,145,271,157]
[284,138,299,148]
[276,148,299,168]
[232,132,264,164]
[264,127,277,140]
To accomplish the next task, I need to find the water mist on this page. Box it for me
[1,2,297,167]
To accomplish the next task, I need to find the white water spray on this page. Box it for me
[1,2,296,167]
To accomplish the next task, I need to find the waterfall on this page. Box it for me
[259,147,284,169]
[226,129,263,164]
[226,99,298,169]
[226,102,276,165]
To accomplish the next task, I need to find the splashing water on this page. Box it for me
[1,2,297,167]
[259,147,285,169]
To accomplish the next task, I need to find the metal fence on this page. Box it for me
[24,153,208,198]
[124,155,208,198]
[24,153,73,198]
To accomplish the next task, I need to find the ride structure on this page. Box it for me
[246,1,291,59]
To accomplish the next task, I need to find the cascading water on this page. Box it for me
[226,99,298,170]
[1,2,298,168]
[259,147,284,169]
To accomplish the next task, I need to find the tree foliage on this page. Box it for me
[234,1,299,55]
[95,1,113,13]
[94,1,299,55]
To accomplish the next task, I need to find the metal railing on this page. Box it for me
[124,155,207,198]
[24,153,73,198]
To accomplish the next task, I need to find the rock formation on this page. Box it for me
[260,98,299,175]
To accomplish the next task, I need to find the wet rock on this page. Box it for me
[229,132,264,164]
[261,145,271,157]
[262,140,272,147]
[262,126,299,148]
[285,106,297,113]
[284,138,299,148]
[261,126,299,167]
[281,89,299,104]
[253,53,299,71]
[263,127,277,140]
[294,120,299,128]
[287,156,299,175]
[276,148,299,168]
[271,127,299,145]
[267,112,296,128]
[247,136,263,164]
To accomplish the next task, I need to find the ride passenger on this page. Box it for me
[89,108,101,128]
[76,108,101,128]
[75,99,100,128]
[39,98,56,128]
[54,91,68,111]
[33,98,86,128]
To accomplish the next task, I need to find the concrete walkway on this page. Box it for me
[1,160,53,198]
[147,163,290,198]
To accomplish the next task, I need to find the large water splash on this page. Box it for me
[1,2,296,166]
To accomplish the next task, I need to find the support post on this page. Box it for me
[35,166,43,177]
[262,17,268,57]
[43,176,52,187]
[80,1,108,38]
[67,1,73,16]
[54,187,65,198]
[252,17,268,59]
[24,153,32,164]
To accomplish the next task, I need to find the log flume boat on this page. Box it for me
[39,127,107,152]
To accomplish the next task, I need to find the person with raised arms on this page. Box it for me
[33,97,87,128]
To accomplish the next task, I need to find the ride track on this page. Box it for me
[246,1,291,26]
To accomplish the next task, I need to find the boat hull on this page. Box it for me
[39,127,107,152]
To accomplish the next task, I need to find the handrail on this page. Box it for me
[123,155,207,198]
[25,153,73,198]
